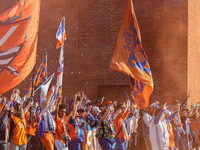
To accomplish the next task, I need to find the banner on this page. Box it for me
[110,0,153,108]
[0,0,41,94]
[25,55,46,102]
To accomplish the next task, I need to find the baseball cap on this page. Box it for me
[76,112,82,117]
[93,106,101,112]
[106,101,113,105]
[85,100,92,105]
[96,99,101,103]
[150,103,159,109]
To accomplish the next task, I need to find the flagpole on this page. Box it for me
[29,64,35,126]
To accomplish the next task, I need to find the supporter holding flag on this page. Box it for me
[149,102,178,150]
[38,86,57,150]
[127,102,138,150]
[113,100,130,150]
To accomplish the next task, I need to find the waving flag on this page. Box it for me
[0,0,41,94]
[110,0,153,109]
[56,17,66,49]
[40,73,55,96]
[44,18,66,111]
[25,55,47,101]
[55,17,65,98]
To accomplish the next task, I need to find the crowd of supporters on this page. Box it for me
[0,88,200,150]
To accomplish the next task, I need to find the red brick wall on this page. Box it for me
[0,0,192,105]
[188,0,200,104]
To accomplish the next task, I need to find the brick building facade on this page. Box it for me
[0,0,199,105]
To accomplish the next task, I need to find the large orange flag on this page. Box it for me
[0,0,41,94]
[110,0,153,109]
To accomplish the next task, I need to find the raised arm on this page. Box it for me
[166,111,178,123]
[55,97,62,120]
[154,102,168,125]
[71,94,77,119]
[122,100,131,120]
[23,99,34,114]
[101,109,110,122]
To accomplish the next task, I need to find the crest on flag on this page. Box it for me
[0,0,41,94]
[56,17,66,49]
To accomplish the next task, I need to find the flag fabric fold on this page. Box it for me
[0,0,41,94]
[25,55,47,101]
[109,0,153,109]
[56,17,66,49]
[41,73,55,96]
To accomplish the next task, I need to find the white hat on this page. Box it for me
[150,103,160,109]
[93,106,101,112]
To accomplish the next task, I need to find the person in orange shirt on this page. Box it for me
[9,104,27,150]
[113,100,130,150]
[55,97,71,150]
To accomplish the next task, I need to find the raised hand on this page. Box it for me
[101,97,105,103]
[84,94,87,101]
[3,97,6,104]
[127,99,130,108]
[162,102,168,110]
[74,93,77,101]
[77,91,81,97]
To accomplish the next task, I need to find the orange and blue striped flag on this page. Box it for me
[25,55,47,102]
[110,0,153,109]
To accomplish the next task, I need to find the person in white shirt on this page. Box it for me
[143,103,159,150]
[149,103,178,150]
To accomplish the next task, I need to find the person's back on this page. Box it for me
[149,103,178,150]
[150,115,169,150]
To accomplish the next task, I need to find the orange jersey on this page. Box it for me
[25,111,37,136]
[55,116,69,143]
[167,122,174,147]
[40,132,54,150]
[12,116,27,145]
[113,109,130,141]
[172,112,181,133]
[0,103,4,112]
